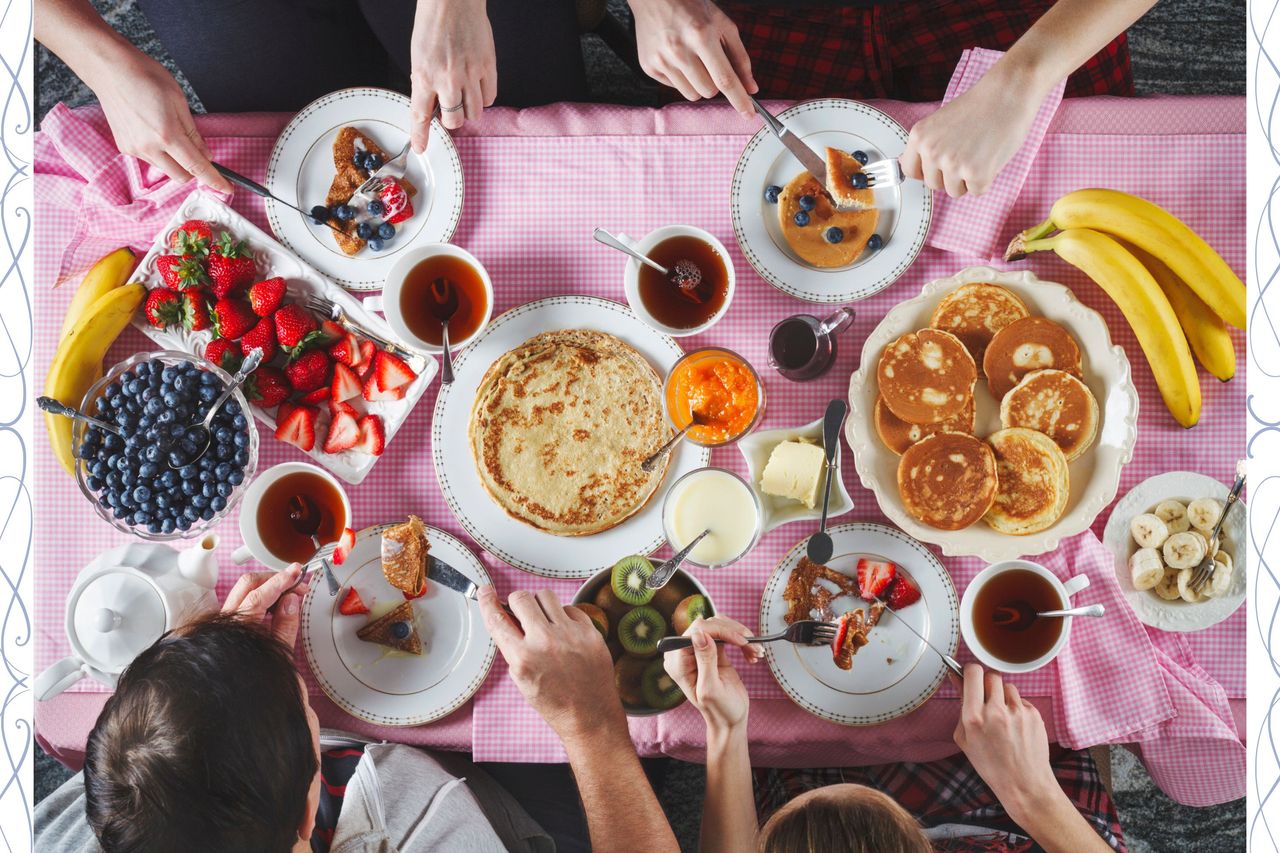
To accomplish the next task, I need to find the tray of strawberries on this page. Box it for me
[131,190,437,485]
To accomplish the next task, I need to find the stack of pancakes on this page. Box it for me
[878,282,1100,536]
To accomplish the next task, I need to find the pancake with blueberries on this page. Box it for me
[776,171,878,268]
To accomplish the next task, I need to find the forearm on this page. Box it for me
[700,723,757,853]
[1007,787,1112,853]
[562,724,679,853]
[35,0,140,85]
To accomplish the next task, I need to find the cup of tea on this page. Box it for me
[959,559,1091,673]
[768,307,855,381]
[233,462,352,571]
[365,243,494,354]
[619,225,735,337]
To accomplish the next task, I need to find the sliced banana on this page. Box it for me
[1187,530,1210,555]
[1214,549,1233,573]
[1176,568,1205,603]
[1207,559,1233,598]
[1154,568,1183,600]
[1187,498,1223,533]
[1154,500,1191,534]
[1129,548,1164,591]
[1162,531,1206,570]
[1130,513,1170,549]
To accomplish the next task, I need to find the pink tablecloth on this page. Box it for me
[33,95,1246,806]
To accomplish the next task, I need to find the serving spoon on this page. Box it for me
[173,347,263,468]
[645,529,711,590]
[642,410,704,473]
[37,397,124,437]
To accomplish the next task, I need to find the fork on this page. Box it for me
[303,294,430,373]
[862,158,904,189]
[1189,463,1247,592]
[655,620,837,655]
[353,141,412,202]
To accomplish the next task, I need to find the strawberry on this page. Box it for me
[144,288,183,328]
[170,219,213,255]
[248,277,287,316]
[331,362,362,402]
[378,178,414,225]
[328,332,360,367]
[180,292,211,331]
[285,349,332,393]
[333,528,358,566]
[358,340,376,368]
[373,350,416,392]
[211,298,258,340]
[362,369,407,402]
[856,558,897,600]
[300,386,330,404]
[320,319,345,342]
[338,586,368,614]
[886,576,921,609]
[156,254,208,291]
[208,233,256,298]
[355,414,385,456]
[244,365,291,408]
[322,408,360,453]
[274,304,321,351]
[329,396,357,419]
[831,612,851,658]
[274,402,317,451]
[240,318,279,362]
[203,338,242,373]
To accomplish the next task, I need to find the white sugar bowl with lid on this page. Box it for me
[35,534,222,700]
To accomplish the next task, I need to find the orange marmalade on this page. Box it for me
[665,351,760,444]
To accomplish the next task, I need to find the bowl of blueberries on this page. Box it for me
[73,350,259,540]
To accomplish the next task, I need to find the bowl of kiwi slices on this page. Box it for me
[571,554,717,716]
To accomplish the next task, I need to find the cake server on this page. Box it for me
[426,555,480,600]
[749,95,827,186]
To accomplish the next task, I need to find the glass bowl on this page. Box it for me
[72,349,260,541]
[661,347,765,448]
[661,467,763,569]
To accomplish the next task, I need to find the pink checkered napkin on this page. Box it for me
[925,48,1067,259]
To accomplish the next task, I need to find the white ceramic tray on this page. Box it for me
[737,417,854,533]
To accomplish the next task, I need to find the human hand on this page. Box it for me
[478,585,626,743]
[630,0,758,115]
[409,0,497,151]
[662,616,761,734]
[221,564,309,648]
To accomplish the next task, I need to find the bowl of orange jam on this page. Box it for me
[663,348,765,447]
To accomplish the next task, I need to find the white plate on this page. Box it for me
[845,266,1139,562]
[301,523,495,726]
[131,191,438,485]
[265,87,463,290]
[737,417,854,533]
[432,296,710,578]
[1102,471,1246,632]
[760,523,958,726]
[730,99,932,304]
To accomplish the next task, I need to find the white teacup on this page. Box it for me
[365,243,493,353]
[232,462,351,571]
[619,225,735,337]
[959,559,1090,674]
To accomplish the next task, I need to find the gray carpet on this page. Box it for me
[33,2,1246,850]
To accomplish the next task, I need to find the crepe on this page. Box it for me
[468,329,673,536]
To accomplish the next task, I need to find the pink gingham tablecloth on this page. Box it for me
[33,94,1245,806]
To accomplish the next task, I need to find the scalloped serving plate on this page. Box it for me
[845,266,1139,562]
[130,191,438,485]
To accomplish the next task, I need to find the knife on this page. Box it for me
[749,95,827,186]
[872,596,963,678]
[427,555,480,600]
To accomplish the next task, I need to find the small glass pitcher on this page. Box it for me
[768,307,855,381]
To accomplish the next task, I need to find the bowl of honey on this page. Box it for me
[621,225,734,337]
[370,243,493,354]
[233,462,351,571]
[663,347,764,448]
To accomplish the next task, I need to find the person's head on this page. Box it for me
[758,783,931,853]
[84,613,321,853]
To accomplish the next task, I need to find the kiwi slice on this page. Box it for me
[611,555,656,606]
[618,606,666,656]
[593,583,631,626]
[641,658,685,710]
[671,594,711,636]
[574,603,609,640]
[615,656,648,708]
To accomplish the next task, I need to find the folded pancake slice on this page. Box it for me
[356,601,423,655]
[382,516,429,596]
[824,148,874,211]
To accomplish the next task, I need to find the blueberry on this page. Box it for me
[179,464,198,480]
[78,441,95,459]
[160,469,178,488]
[183,479,199,496]
[104,384,119,399]
[91,460,108,478]
[196,385,217,404]
[334,204,355,222]
[377,222,395,240]
[793,211,810,227]
[216,482,233,498]
[351,151,365,167]
[852,150,869,165]
[160,518,176,534]
[169,450,189,468]
[114,455,129,472]
[867,233,884,251]
[310,205,330,225]
[234,450,250,467]
[215,462,232,480]
[112,506,128,520]
[366,153,382,171]
[232,415,248,431]
[132,510,151,526]
[176,516,192,531]
[139,462,158,479]
[192,494,209,510]
[132,485,151,502]
[202,482,216,499]
[390,621,410,640]
[87,475,104,491]
[160,366,176,382]
[147,521,163,534]
[160,392,178,408]
[821,226,845,244]
[764,185,781,204]
[233,431,249,448]
[178,439,199,457]
[367,238,385,252]
[211,496,227,512]
[356,222,375,241]
[229,470,245,486]
[367,199,386,217]
[155,493,170,509]
[200,371,219,386]
[224,400,240,417]
[200,507,215,521]
[215,443,234,461]
[95,398,111,415]
[850,172,869,190]
[798,195,816,212]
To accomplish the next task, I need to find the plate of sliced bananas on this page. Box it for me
[1102,470,1245,632]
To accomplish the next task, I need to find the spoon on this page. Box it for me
[593,227,705,295]
[37,397,124,437]
[429,276,459,385]
[645,530,711,589]
[806,399,848,565]
[593,227,668,274]
[173,347,263,468]
[642,410,704,473]
[287,493,341,596]
[992,601,1106,630]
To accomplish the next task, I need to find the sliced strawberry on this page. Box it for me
[329,396,357,419]
[240,318,279,362]
[363,369,407,402]
[248,277,287,316]
[337,585,368,614]
[331,362,362,402]
[300,386,330,404]
[322,409,360,453]
[328,332,360,367]
[358,340,376,368]
[856,558,897,600]
[277,401,301,424]
[831,612,851,658]
[333,527,357,566]
[274,402,317,451]
[320,319,345,342]
[374,350,416,392]
[378,178,414,225]
[887,575,921,609]
[354,414,385,456]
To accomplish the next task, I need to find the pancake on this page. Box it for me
[325,127,417,256]
[777,172,878,268]
[999,369,1099,461]
[983,428,1070,535]
[874,395,975,455]
[928,283,1030,370]
[825,148,874,210]
[877,329,976,425]
[897,432,998,530]
[468,329,672,536]
[983,316,1083,400]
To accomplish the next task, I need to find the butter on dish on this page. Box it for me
[759,438,826,509]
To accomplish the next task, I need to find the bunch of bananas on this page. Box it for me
[43,248,142,474]
[1006,188,1244,428]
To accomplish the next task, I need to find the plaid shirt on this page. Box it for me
[717,0,1132,102]
[753,747,1126,852]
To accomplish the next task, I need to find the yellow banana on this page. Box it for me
[43,283,145,474]
[1013,228,1201,428]
[58,247,136,338]
[1126,244,1235,382]
[1008,188,1245,329]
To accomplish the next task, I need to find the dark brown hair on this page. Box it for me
[84,614,318,853]
[759,784,932,853]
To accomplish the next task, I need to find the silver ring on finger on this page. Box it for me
[440,102,464,113]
